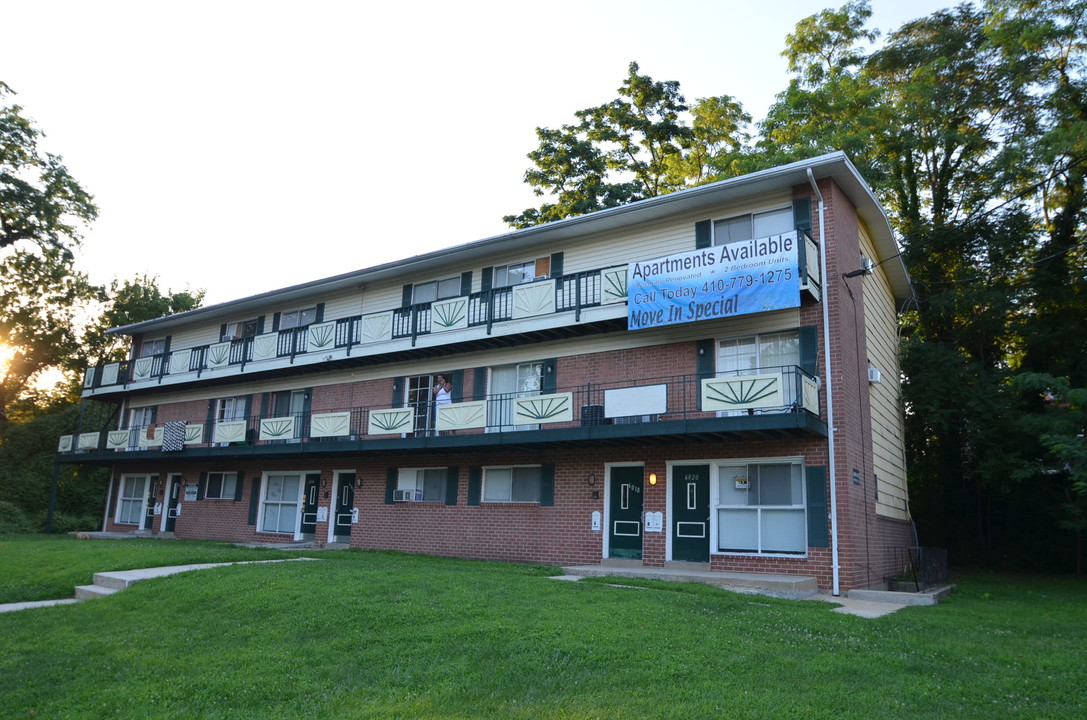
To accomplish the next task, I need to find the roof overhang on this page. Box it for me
[111,151,911,336]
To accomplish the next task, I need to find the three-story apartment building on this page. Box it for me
[60,152,913,592]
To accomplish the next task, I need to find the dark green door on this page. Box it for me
[300,473,320,535]
[672,465,710,562]
[608,466,644,559]
[333,473,355,542]
[164,475,181,532]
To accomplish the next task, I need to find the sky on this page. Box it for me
[3,0,958,307]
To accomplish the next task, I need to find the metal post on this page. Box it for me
[45,462,61,533]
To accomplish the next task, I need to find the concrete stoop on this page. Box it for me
[560,563,820,599]
[847,584,954,607]
[557,564,950,617]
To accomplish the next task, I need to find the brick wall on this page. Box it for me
[99,177,910,591]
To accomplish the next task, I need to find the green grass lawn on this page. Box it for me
[0,537,1084,719]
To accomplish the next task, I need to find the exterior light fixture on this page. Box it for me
[649,473,657,485]
[586,473,596,487]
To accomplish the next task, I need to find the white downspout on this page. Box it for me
[807,168,840,597]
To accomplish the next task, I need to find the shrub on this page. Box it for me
[0,501,36,534]
[43,512,100,534]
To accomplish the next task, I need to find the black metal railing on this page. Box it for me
[228,338,252,364]
[277,327,309,357]
[888,546,949,591]
[80,231,822,392]
[62,367,821,453]
[79,267,621,389]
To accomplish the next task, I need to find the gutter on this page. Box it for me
[808,168,841,597]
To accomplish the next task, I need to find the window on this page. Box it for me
[487,361,543,431]
[260,473,301,534]
[718,331,800,374]
[713,207,793,246]
[717,330,801,413]
[140,338,167,357]
[412,276,461,304]
[204,472,238,500]
[217,396,248,423]
[222,319,258,342]
[266,389,306,439]
[494,257,550,288]
[116,475,149,525]
[279,307,317,330]
[483,466,541,503]
[214,396,249,446]
[127,406,156,448]
[396,468,447,502]
[716,462,805,554]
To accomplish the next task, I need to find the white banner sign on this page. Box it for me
[627,235,801,330]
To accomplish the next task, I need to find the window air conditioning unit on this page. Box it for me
[393,489,414,502]
[868,367,882,384]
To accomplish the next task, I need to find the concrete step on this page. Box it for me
[92,571,140,590]
[847,584,953,607]
[74,584,120,600]
[91,563,242,591]
[561,564,819,599]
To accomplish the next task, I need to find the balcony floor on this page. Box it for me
[59,411,827,466]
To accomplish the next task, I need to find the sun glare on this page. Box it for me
[0,343,13,375]
[0,344,67,391]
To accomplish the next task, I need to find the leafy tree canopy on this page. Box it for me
[504,62,750,228]
[0,82,97,256]
[0,246,99,425]
[82,275,205,366]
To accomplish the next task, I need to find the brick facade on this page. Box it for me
[88,156,913,592]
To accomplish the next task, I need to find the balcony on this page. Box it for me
[80,266,633,396]
[59,367,825,462]
[79,230,822,397]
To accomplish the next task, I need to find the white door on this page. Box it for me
[116,475,149,526]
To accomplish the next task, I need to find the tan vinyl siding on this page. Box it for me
[561,191,795,276]
[320,289,364,320]
[358,280,405,314]
[860,225,909,519]
[167,327,220,348]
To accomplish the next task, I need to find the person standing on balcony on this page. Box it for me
[433,374,453,435]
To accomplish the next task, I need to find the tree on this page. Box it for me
[899,211,1037,561]
[864,4,1024,233]
[0,274,204,532]
[505,62,750,227]
[0,82,97,255]
[0,246,100,427]
[986,0,1087,386]
[82,275,205,366]
[1005,373,1087,575]
[755,1,883,178]
[753,1,1087,568]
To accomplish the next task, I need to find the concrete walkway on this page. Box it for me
[0,558,316,614]
[556,562,951,618]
